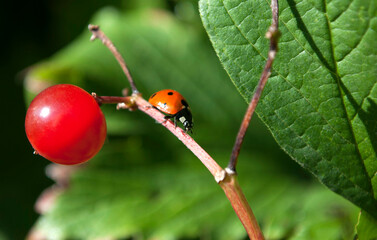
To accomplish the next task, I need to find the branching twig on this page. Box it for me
[227,0,280,173]
[88,24,139,94]
[87,17,271,238]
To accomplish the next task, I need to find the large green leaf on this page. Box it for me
[199,0,377,218]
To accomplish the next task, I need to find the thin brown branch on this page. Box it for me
[88,24,139,94]
[88,22,266,239]
[227,0,280,173]
[271,0,279,29]
[220,173,264,240]
[92,93,131,105]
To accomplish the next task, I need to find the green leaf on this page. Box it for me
[199,0,377,218]
[357,211,377,240]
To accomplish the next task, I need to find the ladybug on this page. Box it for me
[148,89,193,133]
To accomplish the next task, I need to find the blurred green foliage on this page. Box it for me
[357,211,377,240]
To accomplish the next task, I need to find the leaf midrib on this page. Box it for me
[323,0,373,192]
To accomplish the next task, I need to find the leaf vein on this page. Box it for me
[336,20,371,63]
[221,1,267,61]
[329,0,353,22]
[323,0,373,194]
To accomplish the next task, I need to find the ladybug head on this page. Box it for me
[176,108,193,134]
[183,119,194,133]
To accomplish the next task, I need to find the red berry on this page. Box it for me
[25,84,107,165]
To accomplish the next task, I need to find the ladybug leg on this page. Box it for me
[173,117,178,128]
[162,116,169,124]
[163,115,174,126]
[163,115,178,128]
[171,114,178,128]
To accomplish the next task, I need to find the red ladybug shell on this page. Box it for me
[149,89,193,132]
[148,89,188,115]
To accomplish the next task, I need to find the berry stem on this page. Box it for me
[88,24,139,94]
[92,93,139,112]
[92,94,131,105]
[227,0,280,173]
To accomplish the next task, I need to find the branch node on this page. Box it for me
[88,24,99,31]
[116,102,127,110]
[116,97,136,111]
[88,24,99,41]
[215,169,227,183]
[265,27,280,40]
[92,92,102,106]
[225,167,237,176]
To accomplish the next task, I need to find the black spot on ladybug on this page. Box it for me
[181,99,189,107]
[163,102,167,106]
[151,93,156,98]
[168,92,174,95]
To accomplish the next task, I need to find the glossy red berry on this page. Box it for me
[25,84,107,165]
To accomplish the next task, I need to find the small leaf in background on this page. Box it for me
[357,211,377,240]
[199,0,377,220]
